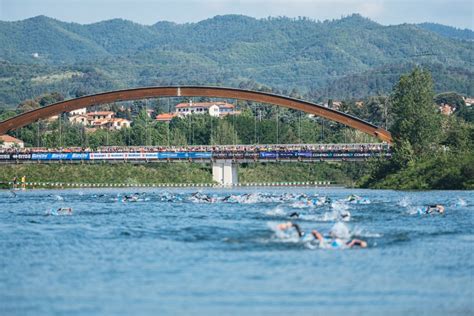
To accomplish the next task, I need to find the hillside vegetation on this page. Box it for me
[0,14,472,107]
[0,162,355,187]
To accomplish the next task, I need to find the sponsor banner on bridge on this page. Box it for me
[278,152,298,159]
[10,153,32,160]
[259,152,278,159]
[189,152,212,159]
[297,151,313,158]
[86,151,213,160]
[0,150,387,161]
[353,153,372,157]
[30,153,90,160]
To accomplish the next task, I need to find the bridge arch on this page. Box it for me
[0,86,392,143]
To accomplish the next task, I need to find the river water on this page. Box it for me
[0,188,472,316]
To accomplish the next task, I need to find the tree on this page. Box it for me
[442,116,472,152]
[17,99,40,113]
[434,92,465,109]
[211,120,240,145]
[390,68,441,157]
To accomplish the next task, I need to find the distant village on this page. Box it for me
[1,96,472,149]
[65,100,240,130]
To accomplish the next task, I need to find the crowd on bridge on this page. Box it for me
[0,143,391,154]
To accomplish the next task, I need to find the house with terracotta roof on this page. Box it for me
[87,111,115,121]
[68,110,131,130]
[108,118,131,130]
[69,114,89,125]
[175,101,239,117]
[0,135,24,148]
[155,113,179,122]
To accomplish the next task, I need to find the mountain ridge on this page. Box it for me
[0,14,472,107]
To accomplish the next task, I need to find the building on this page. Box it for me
[324,101,342,109]
[45,115,59,122]
[69,114,89,126]
[175,101,239,117]
[69,107,87,116]
[439,104,455,116]
[155,113,179,122]
[0,135,24,148]
[68,110,131,130]
[87,111,114,121]
[107,118,131,130]
[463,97,474,107]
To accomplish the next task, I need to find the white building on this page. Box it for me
[175,101,238,117]
[69,107,87,116]
[87,111,115,120]
[0,135,24,149]
[107,118,131,130]
[464,97,474,107]
[69,114,89,126]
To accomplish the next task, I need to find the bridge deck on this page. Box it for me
[0,144,391,163]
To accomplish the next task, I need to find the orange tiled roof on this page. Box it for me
[87,111,114,116]
[0,135,23,143]
[156,113,178,120]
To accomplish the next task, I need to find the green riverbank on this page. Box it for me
[0,162,354,188]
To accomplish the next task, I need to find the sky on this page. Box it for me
[1,0,473,29]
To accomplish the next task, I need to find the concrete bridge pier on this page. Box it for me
[212,160,239,186]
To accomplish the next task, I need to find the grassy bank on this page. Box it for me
[0,163,213,187]
[0,162,355,188]
[359,152,474,190]
[239,162,353,185]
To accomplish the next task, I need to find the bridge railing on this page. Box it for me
[0,143,391,154]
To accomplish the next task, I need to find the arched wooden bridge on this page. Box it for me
[0,86,392,142]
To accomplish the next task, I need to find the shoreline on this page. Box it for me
[3,182,471,191]
[1,180,337,190]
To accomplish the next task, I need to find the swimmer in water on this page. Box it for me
[122,194,140,202]
[191,192,214,203]
[425,204,445,214]
[49,207,73,215]
[277,222,304,237]
[59,207,73,214]
[311,228,367,249]
[289,212,300,218]
[339,210,351,221]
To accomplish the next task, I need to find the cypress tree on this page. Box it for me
[390,68,441,158]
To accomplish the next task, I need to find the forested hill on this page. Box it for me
[0,14,472,107]
[417,23,474,41]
